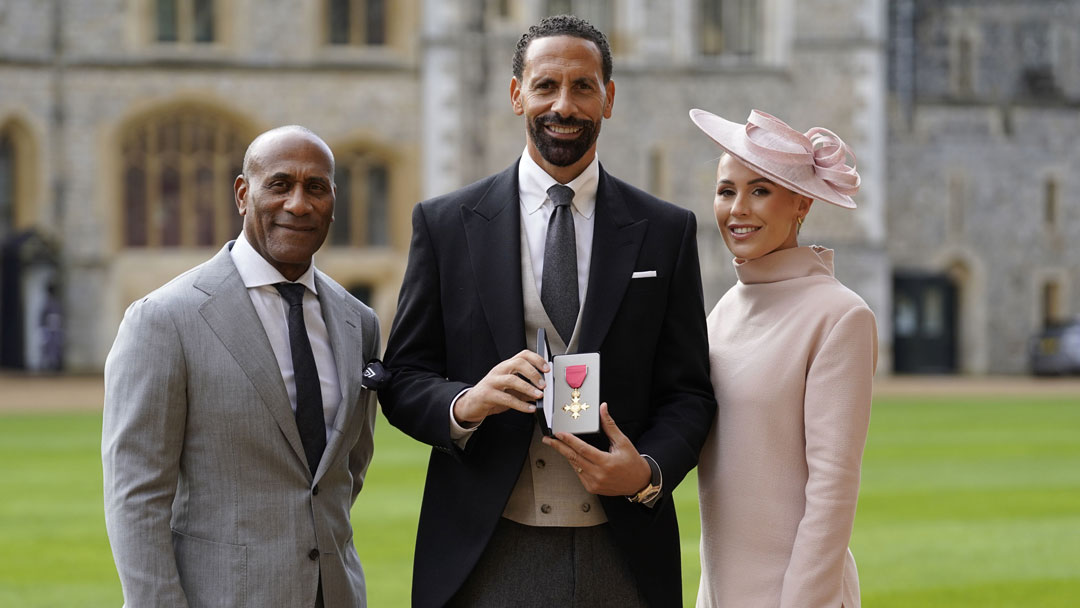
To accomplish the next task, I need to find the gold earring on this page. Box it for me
[796,216,804,228]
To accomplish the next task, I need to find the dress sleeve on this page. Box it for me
[780,305,877,608]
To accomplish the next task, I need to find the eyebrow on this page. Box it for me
[717,177,777,186]
[266,172,330,184]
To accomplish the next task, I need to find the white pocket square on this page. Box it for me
[631,270,657,279]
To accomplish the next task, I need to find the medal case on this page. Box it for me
[535,328,601,436]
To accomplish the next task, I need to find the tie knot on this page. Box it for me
[547,184,575,209]
[274,282,307,306]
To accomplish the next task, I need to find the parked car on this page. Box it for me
[1030,319,1080,376]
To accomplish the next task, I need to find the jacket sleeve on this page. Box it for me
[631,211,718,499]
[780,305,877,608]
[378,203,472,453]
[101,297,190,608]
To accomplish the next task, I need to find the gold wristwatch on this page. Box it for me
[628,455,663,504]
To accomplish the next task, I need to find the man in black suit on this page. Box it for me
[379,15,715,607]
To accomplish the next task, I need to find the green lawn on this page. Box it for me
[1,395,1078,606]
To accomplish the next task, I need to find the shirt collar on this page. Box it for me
[518,149,599,219]
[231,231,319,295]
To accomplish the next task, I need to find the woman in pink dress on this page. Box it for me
[688,109,878,608]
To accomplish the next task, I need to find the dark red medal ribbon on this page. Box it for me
[565,365,587,389]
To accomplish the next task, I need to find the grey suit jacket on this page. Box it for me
[102,243,380,608]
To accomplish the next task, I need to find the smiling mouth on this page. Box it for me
[545,124,582,135]
[729,226,761,236]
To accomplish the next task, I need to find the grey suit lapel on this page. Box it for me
[579,167,648,353]
[194,244,309,469]
[313,273,364,482]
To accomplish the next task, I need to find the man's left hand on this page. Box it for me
[542,403,652,496]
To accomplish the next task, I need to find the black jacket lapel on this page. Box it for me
[461,163,527,361]
[579,167,648,353]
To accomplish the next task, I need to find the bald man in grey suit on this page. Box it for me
[102,126,379,607]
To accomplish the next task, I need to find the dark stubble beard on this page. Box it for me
[528,113,601,167]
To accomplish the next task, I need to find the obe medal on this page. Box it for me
[562,364,590,420]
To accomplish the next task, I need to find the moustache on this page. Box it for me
[536,114,594,129]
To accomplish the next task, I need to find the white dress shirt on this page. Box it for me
[518,149,598,307]
[450,152,599,441]
[230,231,340,442]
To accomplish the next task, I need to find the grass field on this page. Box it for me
[1,395,1078,606]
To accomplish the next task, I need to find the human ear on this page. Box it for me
[234,175,249,216]
[510,77,524,116]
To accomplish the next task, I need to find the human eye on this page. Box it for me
[752,187,771,196]
[716,187,735,197]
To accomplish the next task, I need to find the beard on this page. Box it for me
[527,113,601,167]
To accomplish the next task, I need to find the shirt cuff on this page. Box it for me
[449,388,480,448]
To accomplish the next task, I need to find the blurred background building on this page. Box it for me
[0,0,1075,374]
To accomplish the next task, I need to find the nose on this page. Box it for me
[551,85,574,117]
[730,191,750,216]
[282,186,312,215]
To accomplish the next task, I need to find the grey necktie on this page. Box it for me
[274,282,326,477]
[542,184,580,344]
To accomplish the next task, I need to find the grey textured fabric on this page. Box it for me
[448,518,647,608]
[102,244,380,608]
[541,184,579,344]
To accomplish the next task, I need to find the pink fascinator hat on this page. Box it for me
[688,108,861,209]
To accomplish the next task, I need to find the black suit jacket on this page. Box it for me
[379,161,716,607]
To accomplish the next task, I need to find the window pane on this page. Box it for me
[194,166,216,245]
[0,134,12,237]
[194,0,215,43]
[331,167,352,246]
[366,0,386,45]
[160,165,181,246]
[329,0,351,44]
[730,0,757,56]
[701,0,724,55]
[366,164,389,246]
[125,166,148,246]
[157,0,179,42]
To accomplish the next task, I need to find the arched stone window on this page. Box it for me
[331,147,392,247]
[0,119,37,237]
[121,107,248,248]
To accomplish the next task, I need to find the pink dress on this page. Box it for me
[697,246,877,608]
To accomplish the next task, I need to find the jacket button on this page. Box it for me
[308,548,320,561]
[312,484,320,496]
[581,503,591,513]
[535,459,545,469]
[540,504,552,514]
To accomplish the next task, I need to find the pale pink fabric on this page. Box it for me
[697,246,877,608]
